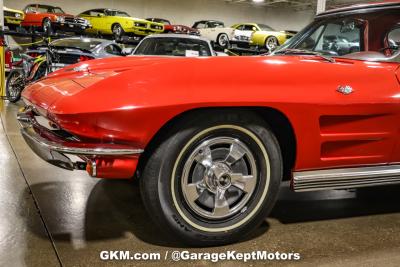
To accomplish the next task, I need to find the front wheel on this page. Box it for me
[265,36,279,52]
[140,110,282,246]
[217,33,230,48]
[6,69,25,103]
[112,24,125,41]
[42,18,53,35]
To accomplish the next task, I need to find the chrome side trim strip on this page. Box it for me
[293,165,400,192]
[21,126,144,156]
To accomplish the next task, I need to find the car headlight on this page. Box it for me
[15,13,22,18]
[56,16,65,23]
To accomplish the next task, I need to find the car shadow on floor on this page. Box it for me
[25,179,269,248]
[24,180,400,248]
[271,184,400,224]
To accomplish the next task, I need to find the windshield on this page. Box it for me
[30,5,65,14]
[275,19,363,56]
[210,21,225,28]
[52,7,64,14]
[258,24,274,31]
[51,39,101,51]
[134,37,212,57]
[107,10,130,17]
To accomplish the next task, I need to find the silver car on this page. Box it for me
[27,37,123,71]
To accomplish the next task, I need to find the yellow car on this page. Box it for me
[4,7,24,30]
[78,8,164,39]
[232,23,296,51]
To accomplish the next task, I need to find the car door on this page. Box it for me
[23,4,42,26]
[80,9,106,33]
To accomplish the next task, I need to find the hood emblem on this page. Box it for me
[337,85,353,95]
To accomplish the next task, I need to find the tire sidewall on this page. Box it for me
[217,33,229,48]
[142,111,282,245]
[265,36,278,51]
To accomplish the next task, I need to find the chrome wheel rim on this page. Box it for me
[8,73,23,98]
[218,34,229,47]
[43,20,51,33]
[113,25,122,37]
[181,137,258,220]
[266,37,278,51]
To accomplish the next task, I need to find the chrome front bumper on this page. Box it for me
[17,106,143,172]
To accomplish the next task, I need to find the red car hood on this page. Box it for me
[22,55,399,116]
[22,56,179,113]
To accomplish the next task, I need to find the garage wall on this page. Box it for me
[5,0,314,31]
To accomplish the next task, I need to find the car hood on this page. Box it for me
[22,55,399,116]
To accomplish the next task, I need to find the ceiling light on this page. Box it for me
[252,0,265,3]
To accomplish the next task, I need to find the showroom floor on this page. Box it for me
[2,100,400,267]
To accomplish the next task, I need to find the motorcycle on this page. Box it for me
[6,38,56,103]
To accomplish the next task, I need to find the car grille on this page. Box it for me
[64,17,87,24]
[4,11,21,18]
[150,24,163,31]
[235,35,250,42]
[135,22,148,28]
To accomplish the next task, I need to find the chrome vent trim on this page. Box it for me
[293,165,400,192]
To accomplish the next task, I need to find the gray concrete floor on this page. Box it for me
[2,100,400,267]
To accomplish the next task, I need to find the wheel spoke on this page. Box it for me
[212,188,230,217]
[231,173,256,193]
[224,141,246,165]
[194,146,213,168]
[185,183,201,203]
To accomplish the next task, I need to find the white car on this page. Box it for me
[192,20,235,48]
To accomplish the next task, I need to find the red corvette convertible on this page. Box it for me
[18,1,400,246]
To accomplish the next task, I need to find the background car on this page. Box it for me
[78,9,164,40]
[132,33,225,57]
[26,37,123,71]
[192,20,235,49]
[232,23,296,51]
[146,18,200,35]
[4,6,24,30]
[21,4,91,34]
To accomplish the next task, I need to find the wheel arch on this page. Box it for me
[138,107,296,181]
[111,22,122,31]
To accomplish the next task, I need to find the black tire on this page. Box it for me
[217,33,230,49]
[42,18,53,35]
[140,110,282,246]
[112,23,125,41]
[265,36,279,52]
[6,69,25,103]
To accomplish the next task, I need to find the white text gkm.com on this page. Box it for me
[100,250,301,263]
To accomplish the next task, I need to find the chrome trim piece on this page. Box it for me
[293,165,400,192]
[17,106,143,172]
[91,160,97,177]
[20,127,143,156]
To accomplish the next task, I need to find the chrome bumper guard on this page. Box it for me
[17,106,143,171]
